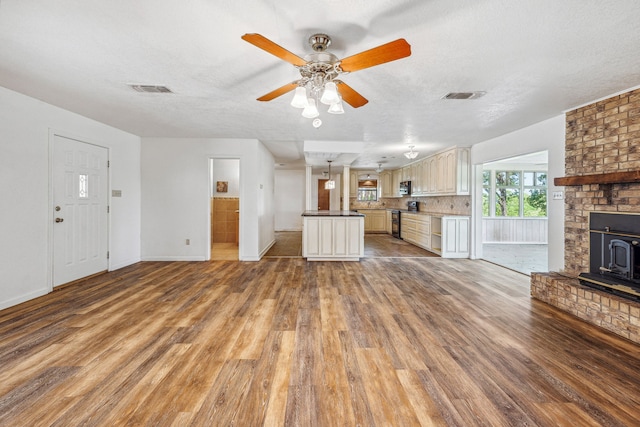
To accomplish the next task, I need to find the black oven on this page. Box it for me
[391,210,401,239]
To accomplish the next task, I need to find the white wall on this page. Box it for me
[140,138,275,261]
[0,86,141,310]
[257,143,276,255]
[471,115,565,271]
[274,169,305,231]
[211,158,239,197]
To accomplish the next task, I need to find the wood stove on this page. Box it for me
[579,212,640,301]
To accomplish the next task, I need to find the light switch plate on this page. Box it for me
[112,190,122,197]
[552,191,563,200]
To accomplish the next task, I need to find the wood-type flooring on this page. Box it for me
[1,258,639,426]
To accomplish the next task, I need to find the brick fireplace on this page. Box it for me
[531,88,640,344]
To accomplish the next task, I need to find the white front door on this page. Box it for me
[52,135,109,286]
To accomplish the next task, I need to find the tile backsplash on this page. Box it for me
[349,195,471,215]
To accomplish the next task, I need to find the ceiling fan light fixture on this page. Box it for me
[375,163,384,173]
[242,33,412,128]
[327,98,344,114]
[320,82,340,105]
[290,86,308,108]
[404,145,419,159]
[302,98,319,118]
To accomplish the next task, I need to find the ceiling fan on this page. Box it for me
[241,33,411,112]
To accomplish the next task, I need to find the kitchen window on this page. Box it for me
[357,178,378,201]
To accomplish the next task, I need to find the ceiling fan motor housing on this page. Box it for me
[309,34,331,52]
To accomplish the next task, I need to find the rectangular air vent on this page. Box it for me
[442,91,486,100]
[130,85,173,93]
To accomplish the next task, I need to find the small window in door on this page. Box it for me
[79,174,89,199]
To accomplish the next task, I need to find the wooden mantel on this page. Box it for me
[554,170,640,186]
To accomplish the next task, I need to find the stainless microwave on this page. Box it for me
[399,181,411,196]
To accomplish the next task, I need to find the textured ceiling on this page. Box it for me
[1,0,639,170]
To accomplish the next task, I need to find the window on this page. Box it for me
[78,174,89,199]
[482,171,491,216]
[523,172,547,217]
[357,179,378,201]
[483,170,547,218]
[495,171,520,217]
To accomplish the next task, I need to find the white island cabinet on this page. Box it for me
[302,211,364,261]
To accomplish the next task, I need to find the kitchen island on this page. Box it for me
[302,210,364,261]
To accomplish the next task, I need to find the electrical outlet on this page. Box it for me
[186,239,190,245]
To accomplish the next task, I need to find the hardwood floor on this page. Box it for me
[1,258,640,426]
[265,232,436,258]
[211,242,238,260]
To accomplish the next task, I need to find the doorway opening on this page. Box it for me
[480,151,549,275]
[210,158,240,261]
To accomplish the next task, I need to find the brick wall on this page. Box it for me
[531,272,640,344]
[563,88,640,276]
[530,88,640,344]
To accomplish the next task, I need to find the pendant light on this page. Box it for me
[325,160,335,190]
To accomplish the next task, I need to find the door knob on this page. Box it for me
[55,218,64,223]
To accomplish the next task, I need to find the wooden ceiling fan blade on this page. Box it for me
[241,33,307,67]
[339,39,411,73]
[336,81,368,108]
[257,82,298,101]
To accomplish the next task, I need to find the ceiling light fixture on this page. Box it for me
[288,35,347,128]
[325,160,336,190]
[375,163,384,173]
[404,145,419,160]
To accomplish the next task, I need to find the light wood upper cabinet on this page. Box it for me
[401,166,410,182]
[349,171,358,195]
[427,155,438,194]
[380,171,394,198]
[377,146,469,198]
[411,161,423,195]
[425,147,470,196]
[392,169,402,197]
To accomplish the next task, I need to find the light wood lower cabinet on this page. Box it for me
[362,209,387,233]
[401,213,431,250]
[303,216,364,261]
[400,213,470,258]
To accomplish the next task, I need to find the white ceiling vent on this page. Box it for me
[442,91,486,100]
[130,85,173,93]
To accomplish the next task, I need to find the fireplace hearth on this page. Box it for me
[579,212,640,301]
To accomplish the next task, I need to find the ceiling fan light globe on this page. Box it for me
[302,98,319,118]
[290,87,308,108]
[327,99,344,114]
[320,82,340,105]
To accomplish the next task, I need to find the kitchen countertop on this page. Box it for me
[302,210,365,217]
